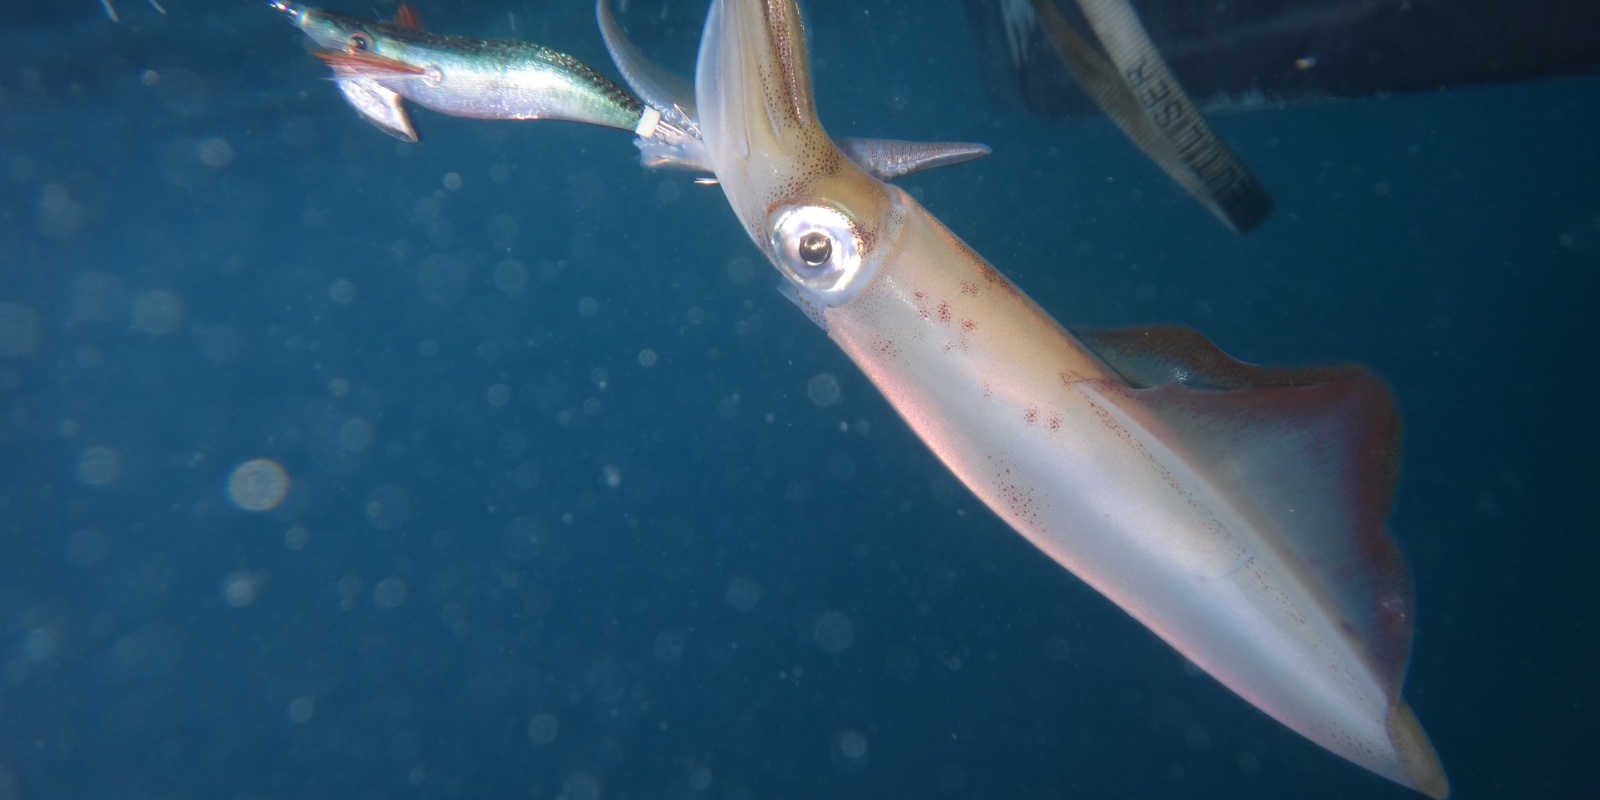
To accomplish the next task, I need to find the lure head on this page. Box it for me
[272,1,427,54]
[270,2,424,142]
[266,1,301,21]
[267,2,317,36]
[272,2,382,55]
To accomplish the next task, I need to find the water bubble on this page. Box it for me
[130,290,184,336]
[228,459,289,511]
[487,214,519,249]
[560,772,601,800]
[653,630,687,664]
[577,296,599,317]
[567,172,606,208]
[8,153,37,181]
[111,622,185,678]
[938,764,966,793]
[726,255,755,284]
[806,373,842,407]
[688,765,713,792]
[287,696,316,723]
[497,429,528,460]
[38,184,83,238]
[328,279,356,305]
[193,323,243,363]
[278,113,316,148]
[501,517,546,561]
[1236,750,1261,775]
[1045,635,1071,662]
[221,571,260,607]
[70,271,125,324]
[487,383,512,408]
[284,525,310,551]
[637,348,658,368]
[417,254,471,306]
[24,627,58,663]
[442,171,463,191]
[364,485,412,530]
[337,418,373,453]
[412,195,442,224]
[77,446,122,486]
[64,528,109,567]
[726,577,762,612]
[197,137,234,168]
[336,575,362,608]
[492,258,527,294]
[812,611,855,653]
[527,713,559,744]
[831,728,869,772]
[373,577,408,609]
[0,302,40,357]
[510,462,540,490]
[886,644,921,681]
[148,67,207,117]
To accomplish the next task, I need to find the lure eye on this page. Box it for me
[797,231,832,266]
[347,32,370,51]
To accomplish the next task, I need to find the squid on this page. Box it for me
[667,0,1449,795]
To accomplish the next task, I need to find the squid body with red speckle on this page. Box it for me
[686,0,1451,797]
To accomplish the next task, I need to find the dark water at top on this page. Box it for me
[1,2,1596,799]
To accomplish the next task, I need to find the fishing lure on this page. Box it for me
[270,2,990,182]
[270,2,662,143]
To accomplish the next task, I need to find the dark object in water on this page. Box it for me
[966,0,1600,117]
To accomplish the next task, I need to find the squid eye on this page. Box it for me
[347,32,370,51]
[797,231,832,267]
[769,204,870,305]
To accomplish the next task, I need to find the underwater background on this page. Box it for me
[1,1,1596,798]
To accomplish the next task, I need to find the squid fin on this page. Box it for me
[837,138,992,182]
[1077,325,1415,699]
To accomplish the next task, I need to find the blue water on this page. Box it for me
[1,2,1596,798]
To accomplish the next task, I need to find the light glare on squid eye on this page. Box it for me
[797,231,832,266]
